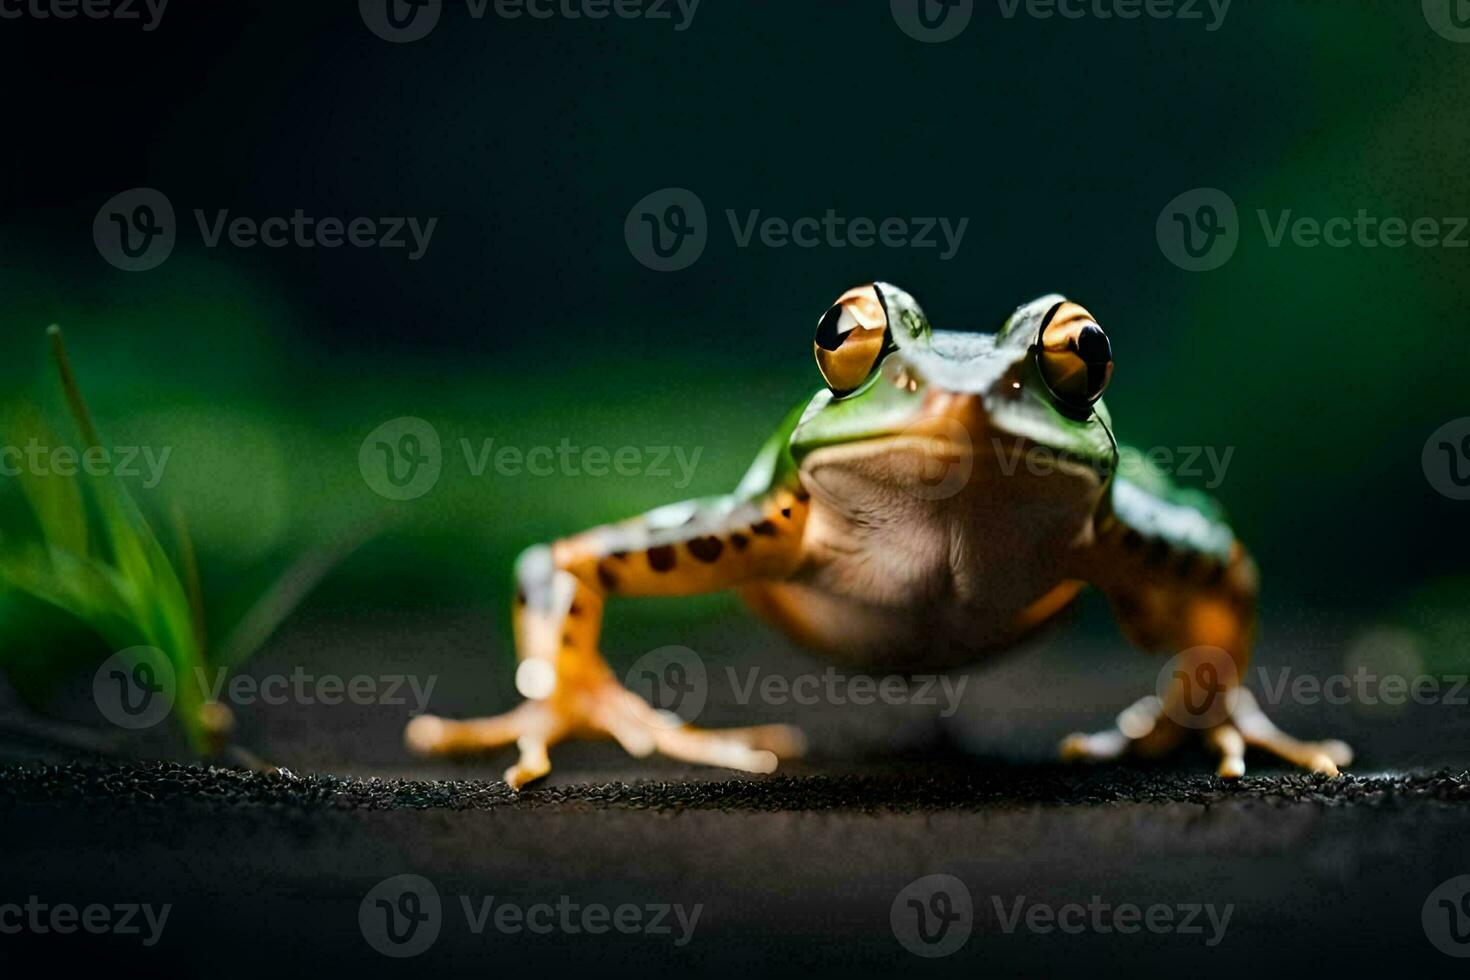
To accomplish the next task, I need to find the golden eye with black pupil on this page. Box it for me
[814,284,892,395]
[1036,301,1113,411]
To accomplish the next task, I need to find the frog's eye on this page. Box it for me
[1036,301,1113,411]
[814,284,891,395]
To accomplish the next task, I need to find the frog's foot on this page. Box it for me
[1060,689,1353,778]
[1228,688,1354,775]
[406,682,806,790]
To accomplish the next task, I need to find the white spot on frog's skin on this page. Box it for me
[516,659,557,700]
[1112,478,1232,560]
[516,544,554,582]
[645,499,701,530]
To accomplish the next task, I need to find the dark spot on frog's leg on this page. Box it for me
[687,535,724,563]
[597,562,619,592]
[1145,538,1171,568]
[730,532,749,550]
[1122,529,1144,552]
[568,602,582,618]
[750,520,778,537]
[647,544,677,572]
[611,550,628,561]
[1202,560,1225,587]
[1174,552,1198,580]
[562,633,575,647]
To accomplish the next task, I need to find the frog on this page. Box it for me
[405,283,1353,789]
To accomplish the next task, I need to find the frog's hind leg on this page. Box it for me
[1062,497,1353,778]
[405,488,812,789]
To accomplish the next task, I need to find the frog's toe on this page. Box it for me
[1230,688,1353,776]
[651,728,781,774]
[729,722,808,758]
[603,683,807,768]
[1059,729,1129,762]
[654,722,807,772]
[611,690,805,773]
[1204,722,1246,779]
[1060,694,1181,762]
[504,735,556,790]
[405,699,552,757]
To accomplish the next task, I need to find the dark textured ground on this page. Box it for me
[9,759,1470,811]
[3,607,1469,976]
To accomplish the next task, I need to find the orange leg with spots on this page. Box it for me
[406,488,812,789]
[1060,527,1352,778]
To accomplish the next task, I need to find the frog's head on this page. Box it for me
[791,282,1118,510]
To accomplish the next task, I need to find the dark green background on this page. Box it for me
[0,0,1465,651]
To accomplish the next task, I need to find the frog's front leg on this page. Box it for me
[1060,507,1353,778]
[405,488,811,789]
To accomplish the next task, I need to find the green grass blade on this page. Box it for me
[45,326,208,751]
[47,326,153,590]
[0,545,137,648]
[170,503,207,656]
[2,401,88,557]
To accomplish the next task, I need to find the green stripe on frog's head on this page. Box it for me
[873,281,933,350]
